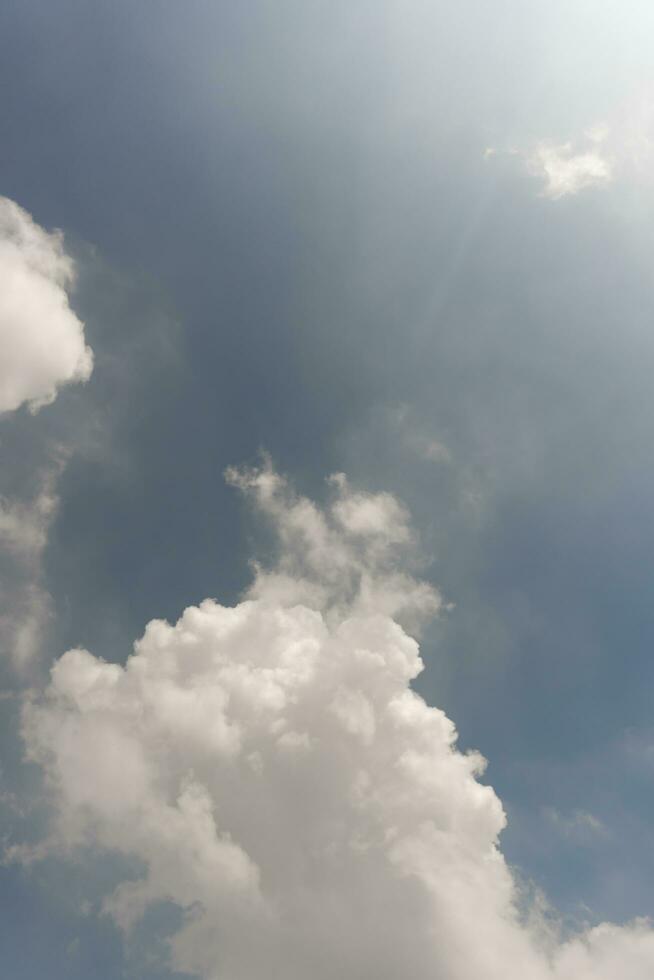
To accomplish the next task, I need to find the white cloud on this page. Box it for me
[525,139,613,200]
[225,458,440,631]
[18,463,654,979]
[489,86,654,200]
[0,197,93,415]
[554,922,654,980]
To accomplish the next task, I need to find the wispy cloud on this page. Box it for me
[544,807,609,843]
[0,457,65,670]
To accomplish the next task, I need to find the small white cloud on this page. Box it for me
[0,197,93,415]
[526,139,613,200]
[489,87,654,200]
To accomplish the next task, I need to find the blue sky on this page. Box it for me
[2,3,654,977]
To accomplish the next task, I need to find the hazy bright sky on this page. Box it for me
[2,3,654,978]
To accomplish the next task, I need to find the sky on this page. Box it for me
[2,2,654,977]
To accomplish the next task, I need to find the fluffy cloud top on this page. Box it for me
[0,197,93,414]
[21,464,654,978]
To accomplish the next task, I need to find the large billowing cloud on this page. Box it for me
[21,463,654,978]
[0,196,93,415]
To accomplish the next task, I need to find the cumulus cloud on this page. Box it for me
[18,463,654,978]
[225,458,440,632]
[0,196,93,415]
